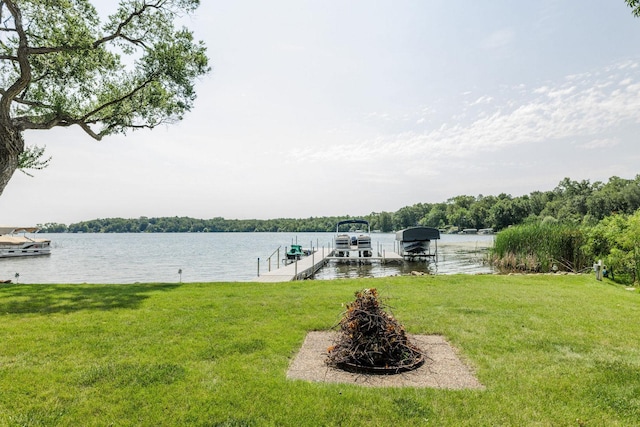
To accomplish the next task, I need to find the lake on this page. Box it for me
[0,232,494,284]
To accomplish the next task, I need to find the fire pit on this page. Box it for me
[327,288,425,375]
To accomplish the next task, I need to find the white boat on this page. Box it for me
[334,219,372,258]
[0,227,51,258]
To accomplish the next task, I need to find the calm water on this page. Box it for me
[0,232,494,284]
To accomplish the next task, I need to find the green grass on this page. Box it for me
[0,275,639,426]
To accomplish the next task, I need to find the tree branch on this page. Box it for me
[76,121,102,140]
[0,1,30,124]
[0,88,53,109]
[13,112,103,140]
[81,75,156,122]
[24,1,165,56]
[628,0,640,17]
[15,109,163,141]
[12,74,161,140]
[93,1,165,48]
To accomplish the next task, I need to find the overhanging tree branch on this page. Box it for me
[11,73,166,140]
[82,76,157,123]
[93,1,165,48]
[0,0,209,196]
[24,1,165,56]
[1,0,31,118]
[0,88,53,109]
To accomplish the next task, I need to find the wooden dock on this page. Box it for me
[254,249,404,282]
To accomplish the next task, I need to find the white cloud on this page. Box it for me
[469,96,494,106]
[289,59,640,182]
[480,28,516,50]
[581,138,619,149]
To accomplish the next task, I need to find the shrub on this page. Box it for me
[491,223,588,273]
[583,210,640,284]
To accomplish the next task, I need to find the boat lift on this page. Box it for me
[395,226,440,261]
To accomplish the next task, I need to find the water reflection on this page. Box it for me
[0,232,494,284]
[313,240,494,280]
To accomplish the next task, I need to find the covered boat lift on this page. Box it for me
[395,226,440,260]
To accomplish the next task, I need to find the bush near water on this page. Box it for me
[490,210,640,284]
[491,222,589,274]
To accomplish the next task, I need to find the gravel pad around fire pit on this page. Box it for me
[287,331,484,389]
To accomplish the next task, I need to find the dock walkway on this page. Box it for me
[254,249,404,282]
[255,248,333,282]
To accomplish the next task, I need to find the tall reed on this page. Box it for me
[491,223,588,273]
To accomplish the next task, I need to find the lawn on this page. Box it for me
[0,275,638,426]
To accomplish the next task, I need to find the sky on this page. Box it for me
[3,0,640,226]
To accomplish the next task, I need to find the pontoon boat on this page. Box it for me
[0,227,51,258]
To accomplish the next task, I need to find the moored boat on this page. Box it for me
[0,227,51,258]
[285,244,311,261]
[395,226,440,259]
[335,219,372,258]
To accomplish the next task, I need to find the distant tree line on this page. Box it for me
[38,175,640,234]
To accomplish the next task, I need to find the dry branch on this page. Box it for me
[327,288,424,374]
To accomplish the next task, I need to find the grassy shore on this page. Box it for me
[1,275,638,426]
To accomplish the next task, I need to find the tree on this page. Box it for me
[584,210,640,283]
[377,211,394,232]
[445,195,475,230]
[0,0,209,196]
[420,203,447,228]
[468,195,496,229]
[393,205,419,229]
[628,0,640,16]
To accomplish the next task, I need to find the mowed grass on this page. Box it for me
[0,275,638,426]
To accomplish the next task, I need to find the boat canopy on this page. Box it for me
[395,226,440,242]
[336,219,370,232]
[0,226,40,235]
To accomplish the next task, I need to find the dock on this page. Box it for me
[255,248,334,282]
[255,248,404,282]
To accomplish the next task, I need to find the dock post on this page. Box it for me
[294,258,298,280]
[257,258,260,277]
[277,248,280,269]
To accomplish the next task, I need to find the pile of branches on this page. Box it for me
[327,288,424,374]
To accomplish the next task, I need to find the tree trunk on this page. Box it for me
[0,123,24,197]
